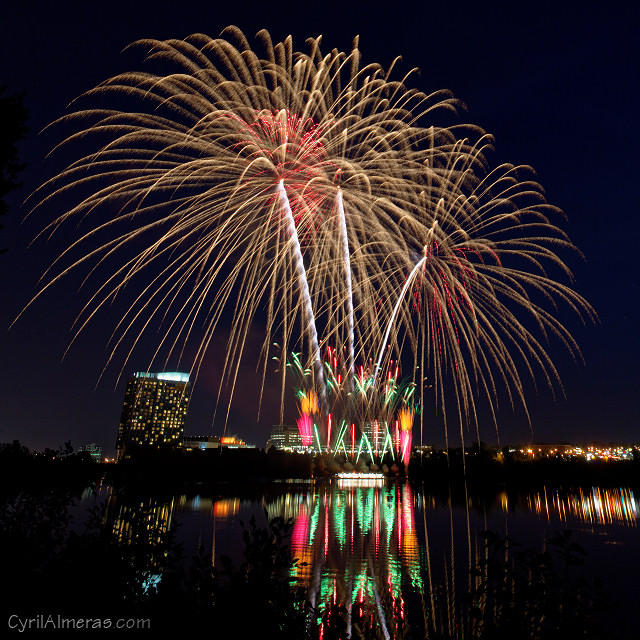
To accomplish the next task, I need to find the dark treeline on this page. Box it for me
[410,447,640,494]
[0,440,313,490]
[3,440,640,494]
[112,446,314,489]
[0,440,104,492]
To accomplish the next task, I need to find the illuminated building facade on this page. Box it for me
[116,372,190,460]
[267,424,305,452]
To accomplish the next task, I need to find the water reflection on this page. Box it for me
[103,492,177,592]
[523,487,638,526]
[270,481,424,636]
[176,494,241,519]
[105,493,175,543]
[260,482,640,636]
[93,482,639,636]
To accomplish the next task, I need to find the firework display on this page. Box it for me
[282,346,419,465]
[31,27,594,455]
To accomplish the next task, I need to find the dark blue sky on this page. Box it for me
[1,0,638,452]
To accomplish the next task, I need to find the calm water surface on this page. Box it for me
[94,479,640,636]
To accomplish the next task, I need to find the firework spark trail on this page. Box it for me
[278,180,327,406]
[336,188,355,383]
[373,254,427,388]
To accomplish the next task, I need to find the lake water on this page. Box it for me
[93,479,640,637]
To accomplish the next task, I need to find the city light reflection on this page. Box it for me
[525,487,638,526]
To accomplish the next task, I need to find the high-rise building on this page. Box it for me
[116,372,190,460]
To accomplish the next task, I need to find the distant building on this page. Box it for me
[78,442,103,462]
[413,444,433,457]
[183,435,254,451]
[266,424,305,452]
[219,435,253,448]
[184,435,221,450]
[116,372,190,461]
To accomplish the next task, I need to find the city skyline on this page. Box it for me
[0,1,638,453]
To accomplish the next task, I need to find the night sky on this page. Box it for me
[1,1,638,453]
